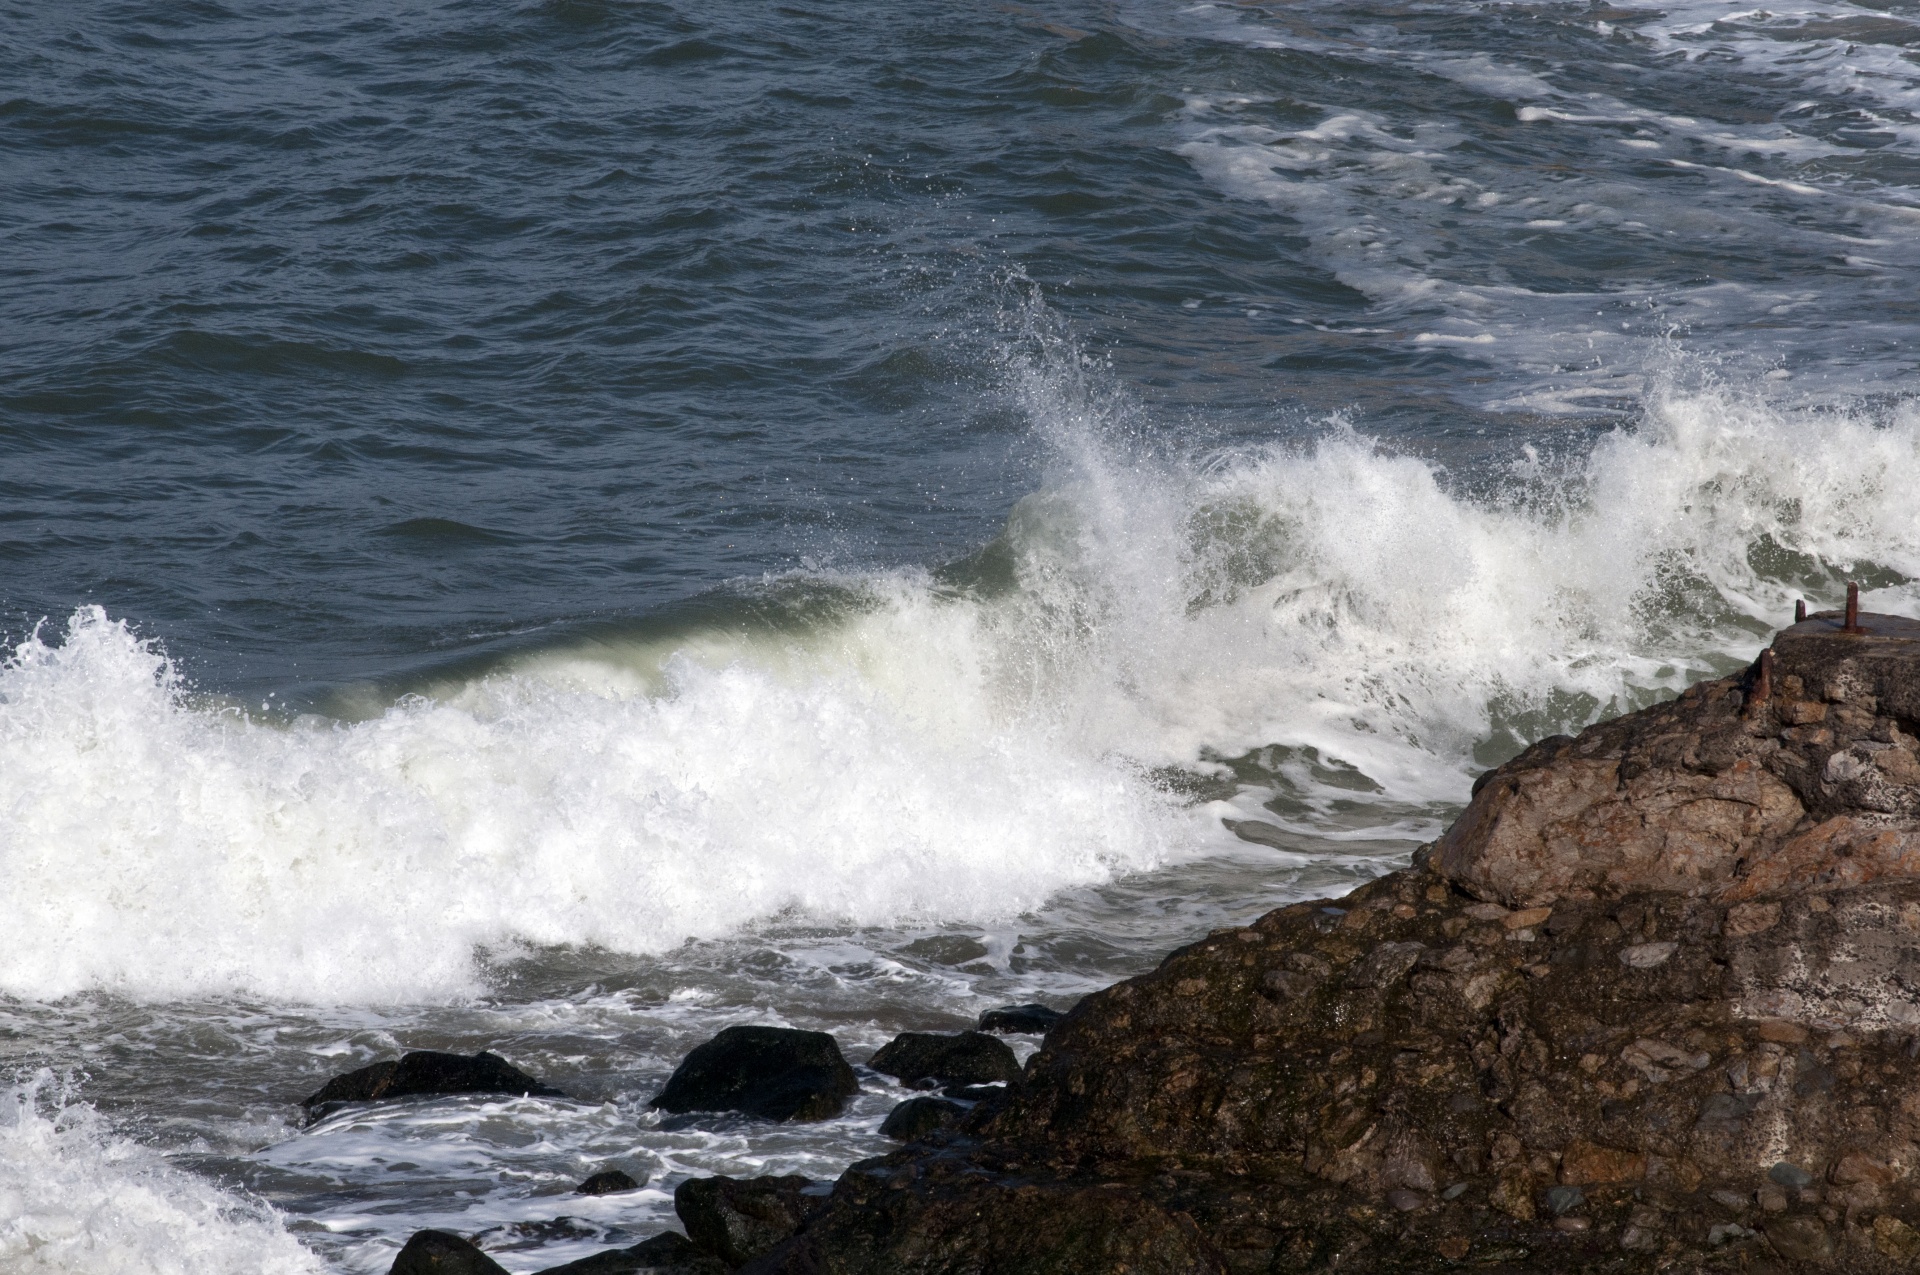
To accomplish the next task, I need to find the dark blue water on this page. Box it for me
[12,0,1916,695]
[7,1,1920,1270]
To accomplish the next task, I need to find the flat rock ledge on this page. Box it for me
[742,613,1920,1274]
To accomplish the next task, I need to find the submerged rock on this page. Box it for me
[577,1168,644,1195]
[878,1095,966,1140]
[534,1232,726,1275]
[674,1174,828,1267]
[976,1003,1063,1034]
[651,1025,858,1122]
[304,1050,564,1119]
[868,1031,1019,1088]
[746,612,1920,1273]
[1223,817,1291,850]
[388,1230,508,1275]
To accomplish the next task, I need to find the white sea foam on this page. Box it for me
[3,369,1919,1004]
[0,1072,322,1275]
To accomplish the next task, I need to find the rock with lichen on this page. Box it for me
[743,612,1920,1274]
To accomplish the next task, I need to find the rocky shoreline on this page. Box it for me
[362,607,1920,1273]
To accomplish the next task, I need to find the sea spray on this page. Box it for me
[0,1072,323,1275]
[3,376,1918,1004]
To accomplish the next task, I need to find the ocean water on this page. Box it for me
[5,0,1920,1268]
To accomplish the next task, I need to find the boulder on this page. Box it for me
[577,1168,644,1195]
[1433,610,1920,908]
[674,1174,828,1267]
[389,1231,508,1275]
[747,613,1920,1273]
[976,1003,1063,1034]
[651,1026,858,1122]
[303,1050,564,1119]
[878,1095,966,1140]
[534,1232,726,1275]
[867,1031,1018,1088]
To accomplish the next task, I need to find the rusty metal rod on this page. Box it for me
[1752,647,1774,704]
[1843,581,1865,634]
[1795,599,1807,624]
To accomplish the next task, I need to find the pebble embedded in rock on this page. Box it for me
[1767,1161,1814,1188]
[388,1230,509,1275]
[978,1003,1063,1034]
[869,1030,1019,1087]
[651,1025,859,1122]
[303,1051,565,1120]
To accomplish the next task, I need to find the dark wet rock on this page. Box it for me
[746,1168,1222,1274]
[977,1003,1063,1034]
[303,1050,563,1119]
[388,1230,508,1275]
[749,614,1920,1273]
[675,1174,828,1267]
[652,1026,858,1122]
[535,1232,727,1275]
[879,1095,966,1140]
[868,1031,1018,1088]
[577,1169,645,1195]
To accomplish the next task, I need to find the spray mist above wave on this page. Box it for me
[0,1071,323,1275]
[4,328,1919,1002]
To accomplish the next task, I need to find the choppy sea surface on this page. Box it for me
[6,0,1920,1268]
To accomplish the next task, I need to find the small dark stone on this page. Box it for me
[674,1175,828,1267]
[577,1169,644,1195]
[1766,1162,1814,1188]
[869,1031,1019,1087]
[303,1051,564,1118]
[880,1095,966,1140]
[651,1026,859,1122]
[977,1003,1064,1034]
[1547,1185,1585,1215]
[534,1232,727,1275]
[389,1230,509,1275]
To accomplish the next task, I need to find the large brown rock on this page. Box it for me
[749,613,1920,1273]
[1435,610,1920,908]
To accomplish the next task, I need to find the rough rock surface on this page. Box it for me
[305,1050,563,1119]
[741,613,1920,1273]
[652,1026,859,1122]
[577,1168,644,1195]
[388,1230,509,1275]
[675,1174,829,1267]
[535,1232,727,1275]
[1435,611,1920,909]
[880,1095,968,1140]
[869,1031,1020,1088]
[978,1004,1065,1034]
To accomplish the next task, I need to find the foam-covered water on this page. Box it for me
[8,0,1920,1266]
[10,370,1920,1005]
[0,1073,324,1275]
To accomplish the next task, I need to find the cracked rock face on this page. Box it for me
[744,614,1920,1274]
[1436,611,1920,910]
